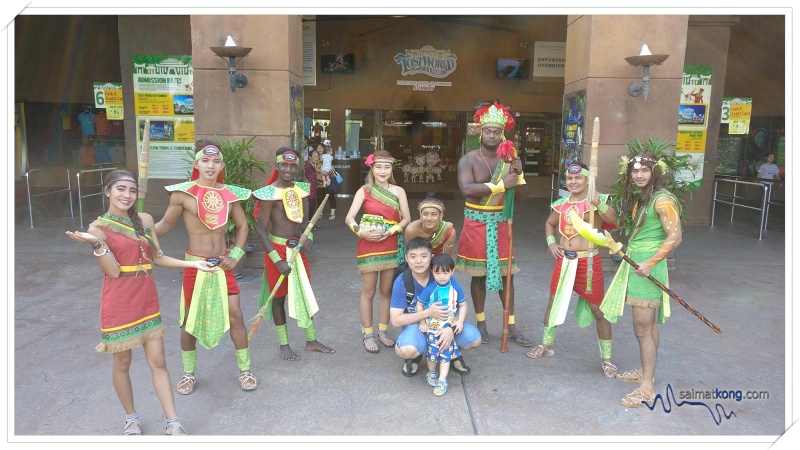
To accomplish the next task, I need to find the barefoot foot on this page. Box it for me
[279,344,298,361]
[476,320,489,344]
[306,340,335,354]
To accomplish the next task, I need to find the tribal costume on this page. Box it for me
[252,182,320,330]
[600,189,675,325]
[547,193,610,328]
[91,213,165,353]
[356,184,404,273]
[429,221,455,256]
[164,180,251,349]
[455,158,520,292]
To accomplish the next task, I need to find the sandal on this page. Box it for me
[602,360,618,378]
[620,387,655,408]
[451,355,471,375]
[402,354,423,378]
[509,331,533,347]
[526,344,554,359]
[239,371,258,391]
[434,379,449,397]
[425,371,439,387]
[176,373,196,395]
[615,368,643,384]
[377,331,395,348]
[164,416,187,435]
[362,333,379,353]
[123,412,142,435]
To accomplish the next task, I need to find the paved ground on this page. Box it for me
[9,191,788,442]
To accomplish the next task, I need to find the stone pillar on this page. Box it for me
[190,15,303,180]
[564,15,689,202]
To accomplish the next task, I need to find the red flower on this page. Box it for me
[364,154,375,167]
[496,141,517,163]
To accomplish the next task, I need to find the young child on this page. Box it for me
[757,152,781,184]
[320,145,334,187]
[416,254,468,396]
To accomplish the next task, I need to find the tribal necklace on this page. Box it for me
[479,149,493,177]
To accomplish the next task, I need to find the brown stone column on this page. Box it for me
[190,15,303,181]
[564,15,689,206]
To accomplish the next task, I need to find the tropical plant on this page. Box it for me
[214,136,269,246]
[609,135,699,236]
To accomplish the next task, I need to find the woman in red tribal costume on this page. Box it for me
[345,150,411,353]
[67,169,217,435]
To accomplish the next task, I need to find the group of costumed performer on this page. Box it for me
[253,147,333,360]
[528,162,619,378]
[455,100,531,346]
[162,144,256,392]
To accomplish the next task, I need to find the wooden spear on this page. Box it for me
[137,119,151,212]
[247,194,329,342]
[586,117,599,294]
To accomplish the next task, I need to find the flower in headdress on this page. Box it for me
[364,154,375,167]
[473,101,516,139]
[496,141,518,163]
[619,155,629,174]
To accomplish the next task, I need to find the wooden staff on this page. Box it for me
[500,215,514,353]
[247,194,329,342]
[586,117,599,294]
[137,119,151,213]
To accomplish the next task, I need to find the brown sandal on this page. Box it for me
[615,368,643,384]
[362,333,379,353]
[176,373,196,395]
[239,371,257,391]
[621,387,655,408]
[602,360,618,378]
[377,331,395,348]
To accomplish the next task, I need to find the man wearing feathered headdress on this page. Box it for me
[455,100,531,348]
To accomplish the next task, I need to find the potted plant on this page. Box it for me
[208,136,269,276]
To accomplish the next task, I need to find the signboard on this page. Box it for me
[132,54,195,179]
[722,97,753,135]
[559,90,586,191]
[394,45,457,78]
[93,82,124,120]
[302,15,317,86]
[676,65,713,189]
[532,41,566,78]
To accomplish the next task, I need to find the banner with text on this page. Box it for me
[676,65,713,189]
[93,82,124,120]
[533,41,566,78]
[721,97,753,135]
[132,54,195,179]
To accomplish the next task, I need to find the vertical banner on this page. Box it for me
[302,16,317,86]
[560,90,586,193]
[93,82,124,120]
[676,65,712,189]
[721,97,753,135]
[132,55,195,179]
[290,82,305,155]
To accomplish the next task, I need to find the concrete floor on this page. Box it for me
[11,191,787,442]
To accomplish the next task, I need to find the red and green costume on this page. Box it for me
[356,184,405,273]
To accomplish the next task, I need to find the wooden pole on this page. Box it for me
[137,119,151,212]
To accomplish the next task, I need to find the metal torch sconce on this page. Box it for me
[210,36,253,92]
[625,45,669,102]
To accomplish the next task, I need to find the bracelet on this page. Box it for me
[268,250,281,263]
[546,235,556,245]
[93,247,108,256]
[484,180,506,194]
[517,174,527,185]
[228,246,245,262]
[388,224,403,236]
[349,223,360,237]
[596,202,609,214]
[91,239,102,250]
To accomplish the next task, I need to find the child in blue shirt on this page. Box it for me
[416,254,467,396]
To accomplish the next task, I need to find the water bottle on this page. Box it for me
[337,146,343,159]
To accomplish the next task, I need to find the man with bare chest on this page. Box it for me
[155,142,257,394]
[455,101,532,348]
[253,147,334,361]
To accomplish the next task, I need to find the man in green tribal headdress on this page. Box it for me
[600,151,683,408]
[253,147,334,361]
[155,139,257,394]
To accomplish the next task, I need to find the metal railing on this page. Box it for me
[76,166,121,228]
[550,172,561,204]
[710,177,770,240]
[25,167,74,228]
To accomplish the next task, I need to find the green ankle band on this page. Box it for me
[182,350,197,374]
[542,326,557,346]
[304,322,317,341]
[276,324,289,345]
[236,348,251,371]
[599,339,612,360]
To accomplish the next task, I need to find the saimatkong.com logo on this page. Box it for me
[643,384,770,425]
